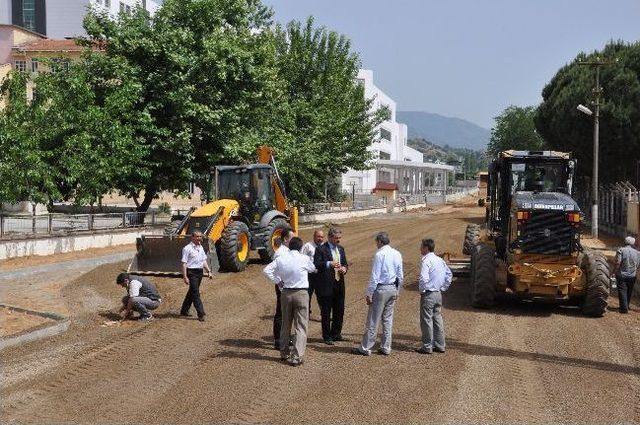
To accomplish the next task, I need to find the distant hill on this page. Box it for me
[397,111,490,151]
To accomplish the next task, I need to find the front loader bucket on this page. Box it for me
[439,252,471,277]
[128,235,219,277]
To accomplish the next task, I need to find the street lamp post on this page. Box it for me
[577,57,614,239]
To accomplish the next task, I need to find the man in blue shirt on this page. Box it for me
[353,232,403,356]
[416,238,452,354]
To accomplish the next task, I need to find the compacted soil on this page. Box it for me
[2,206,640,424]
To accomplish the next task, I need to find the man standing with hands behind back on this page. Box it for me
[314,227,348,345]
[180,231,213,322]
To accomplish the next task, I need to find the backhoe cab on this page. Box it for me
[129,146,297,276]
[463,150,610,316]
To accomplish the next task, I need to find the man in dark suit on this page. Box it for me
[313,226,348,345]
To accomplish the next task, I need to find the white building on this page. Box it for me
[0,0,159,38]
[342,69,453,195]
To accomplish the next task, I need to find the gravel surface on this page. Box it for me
[2,206,640,424]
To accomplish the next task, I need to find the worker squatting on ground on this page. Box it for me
[264,237,317,366]
[416,238,453,354]
[313,227,349,345]
[116,273,162,322]
[614,236,640,314]
[180,231,213,322]
[353,231,404,356]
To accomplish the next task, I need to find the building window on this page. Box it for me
[51,58,70,73]
[105,0,111,7]
[31,59,38,73]
[119,2,131,14]
[380,128,392,142]
[22,0,36,32]
[379,151,391,160]
[14,60,27,72]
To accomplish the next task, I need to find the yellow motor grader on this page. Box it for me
[462,150,610,316]
[128,146,298,276]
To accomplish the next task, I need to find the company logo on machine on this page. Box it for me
[544,228,552,238]
[533,204,565,210]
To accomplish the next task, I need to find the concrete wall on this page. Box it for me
[0,227,161,259]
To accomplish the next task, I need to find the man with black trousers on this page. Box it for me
[314,226,348,345]
[272,228,295,349]
[180,231,213,322]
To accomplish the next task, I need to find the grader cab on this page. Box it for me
[462,150,610,316]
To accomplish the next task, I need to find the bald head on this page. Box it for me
[313,229,325,245]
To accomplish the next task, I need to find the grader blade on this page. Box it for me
[128,235,219,277]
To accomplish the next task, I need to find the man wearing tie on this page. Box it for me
[314,227,348,345]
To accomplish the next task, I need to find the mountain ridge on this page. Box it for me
[398,111,490,151]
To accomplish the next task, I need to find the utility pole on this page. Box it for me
[578,57,615,239]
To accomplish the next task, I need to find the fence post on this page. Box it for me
[151,211,156,226]
[48,214,53,234]
[122,212,126,228]
[88,214,93,231]
[0,214,4,238]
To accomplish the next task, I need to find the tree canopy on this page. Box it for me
[535,41,640,183]
[487,105,545,157]
[0,1,382,209]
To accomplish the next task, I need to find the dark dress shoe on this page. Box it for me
[180,312,192,317]
[198,316,206,322]
[332,335,344,341]
[351,348,370,356]
[324,339,334,345]
[415,347,433,354]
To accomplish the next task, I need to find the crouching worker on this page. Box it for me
[116,273,162,322]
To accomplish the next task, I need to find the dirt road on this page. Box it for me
[3,205,640,424]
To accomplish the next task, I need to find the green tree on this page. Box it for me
[0,61,142,209]
[268,17,387,202]
[535,41,640,183]
[487,105,545,157]
[79,0,278,211]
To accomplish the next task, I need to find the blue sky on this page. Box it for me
[263,0,640,129]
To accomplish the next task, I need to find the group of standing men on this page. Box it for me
[264,226,453,366]
[264,227,348,366]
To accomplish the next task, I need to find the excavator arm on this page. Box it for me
[257,145,298,234]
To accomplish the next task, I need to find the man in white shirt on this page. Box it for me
[301,229,325,315]
[271,229,294,349]
[264,237,317,366]
[416,238,452,354]
[180,231,213,322]
[116,273,162,321]
[353,232,403,356]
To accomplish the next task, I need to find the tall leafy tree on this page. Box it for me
[79,0,278,210]
[268,17,387,202]
[535,41,640,183]
[0,59,143,208]
[487,105,545,157]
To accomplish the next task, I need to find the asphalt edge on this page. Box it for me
[0,303,70,351]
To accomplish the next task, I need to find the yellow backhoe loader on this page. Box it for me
[128,146,298,276]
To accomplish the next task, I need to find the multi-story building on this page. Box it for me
[0,0,159,38]
[342,69,453,196]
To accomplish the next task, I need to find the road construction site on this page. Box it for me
[2,201,640,424]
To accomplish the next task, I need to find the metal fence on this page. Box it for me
[574,180,638,237]
[0,211,172,239]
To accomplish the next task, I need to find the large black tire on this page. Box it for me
[462,224,481,255]
[163,220,182,236]
[580,251,610,317]
[470,243,497,308]
[219,221,251,272]
[258,218,290,263]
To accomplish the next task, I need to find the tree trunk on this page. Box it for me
[137,184,157,213]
